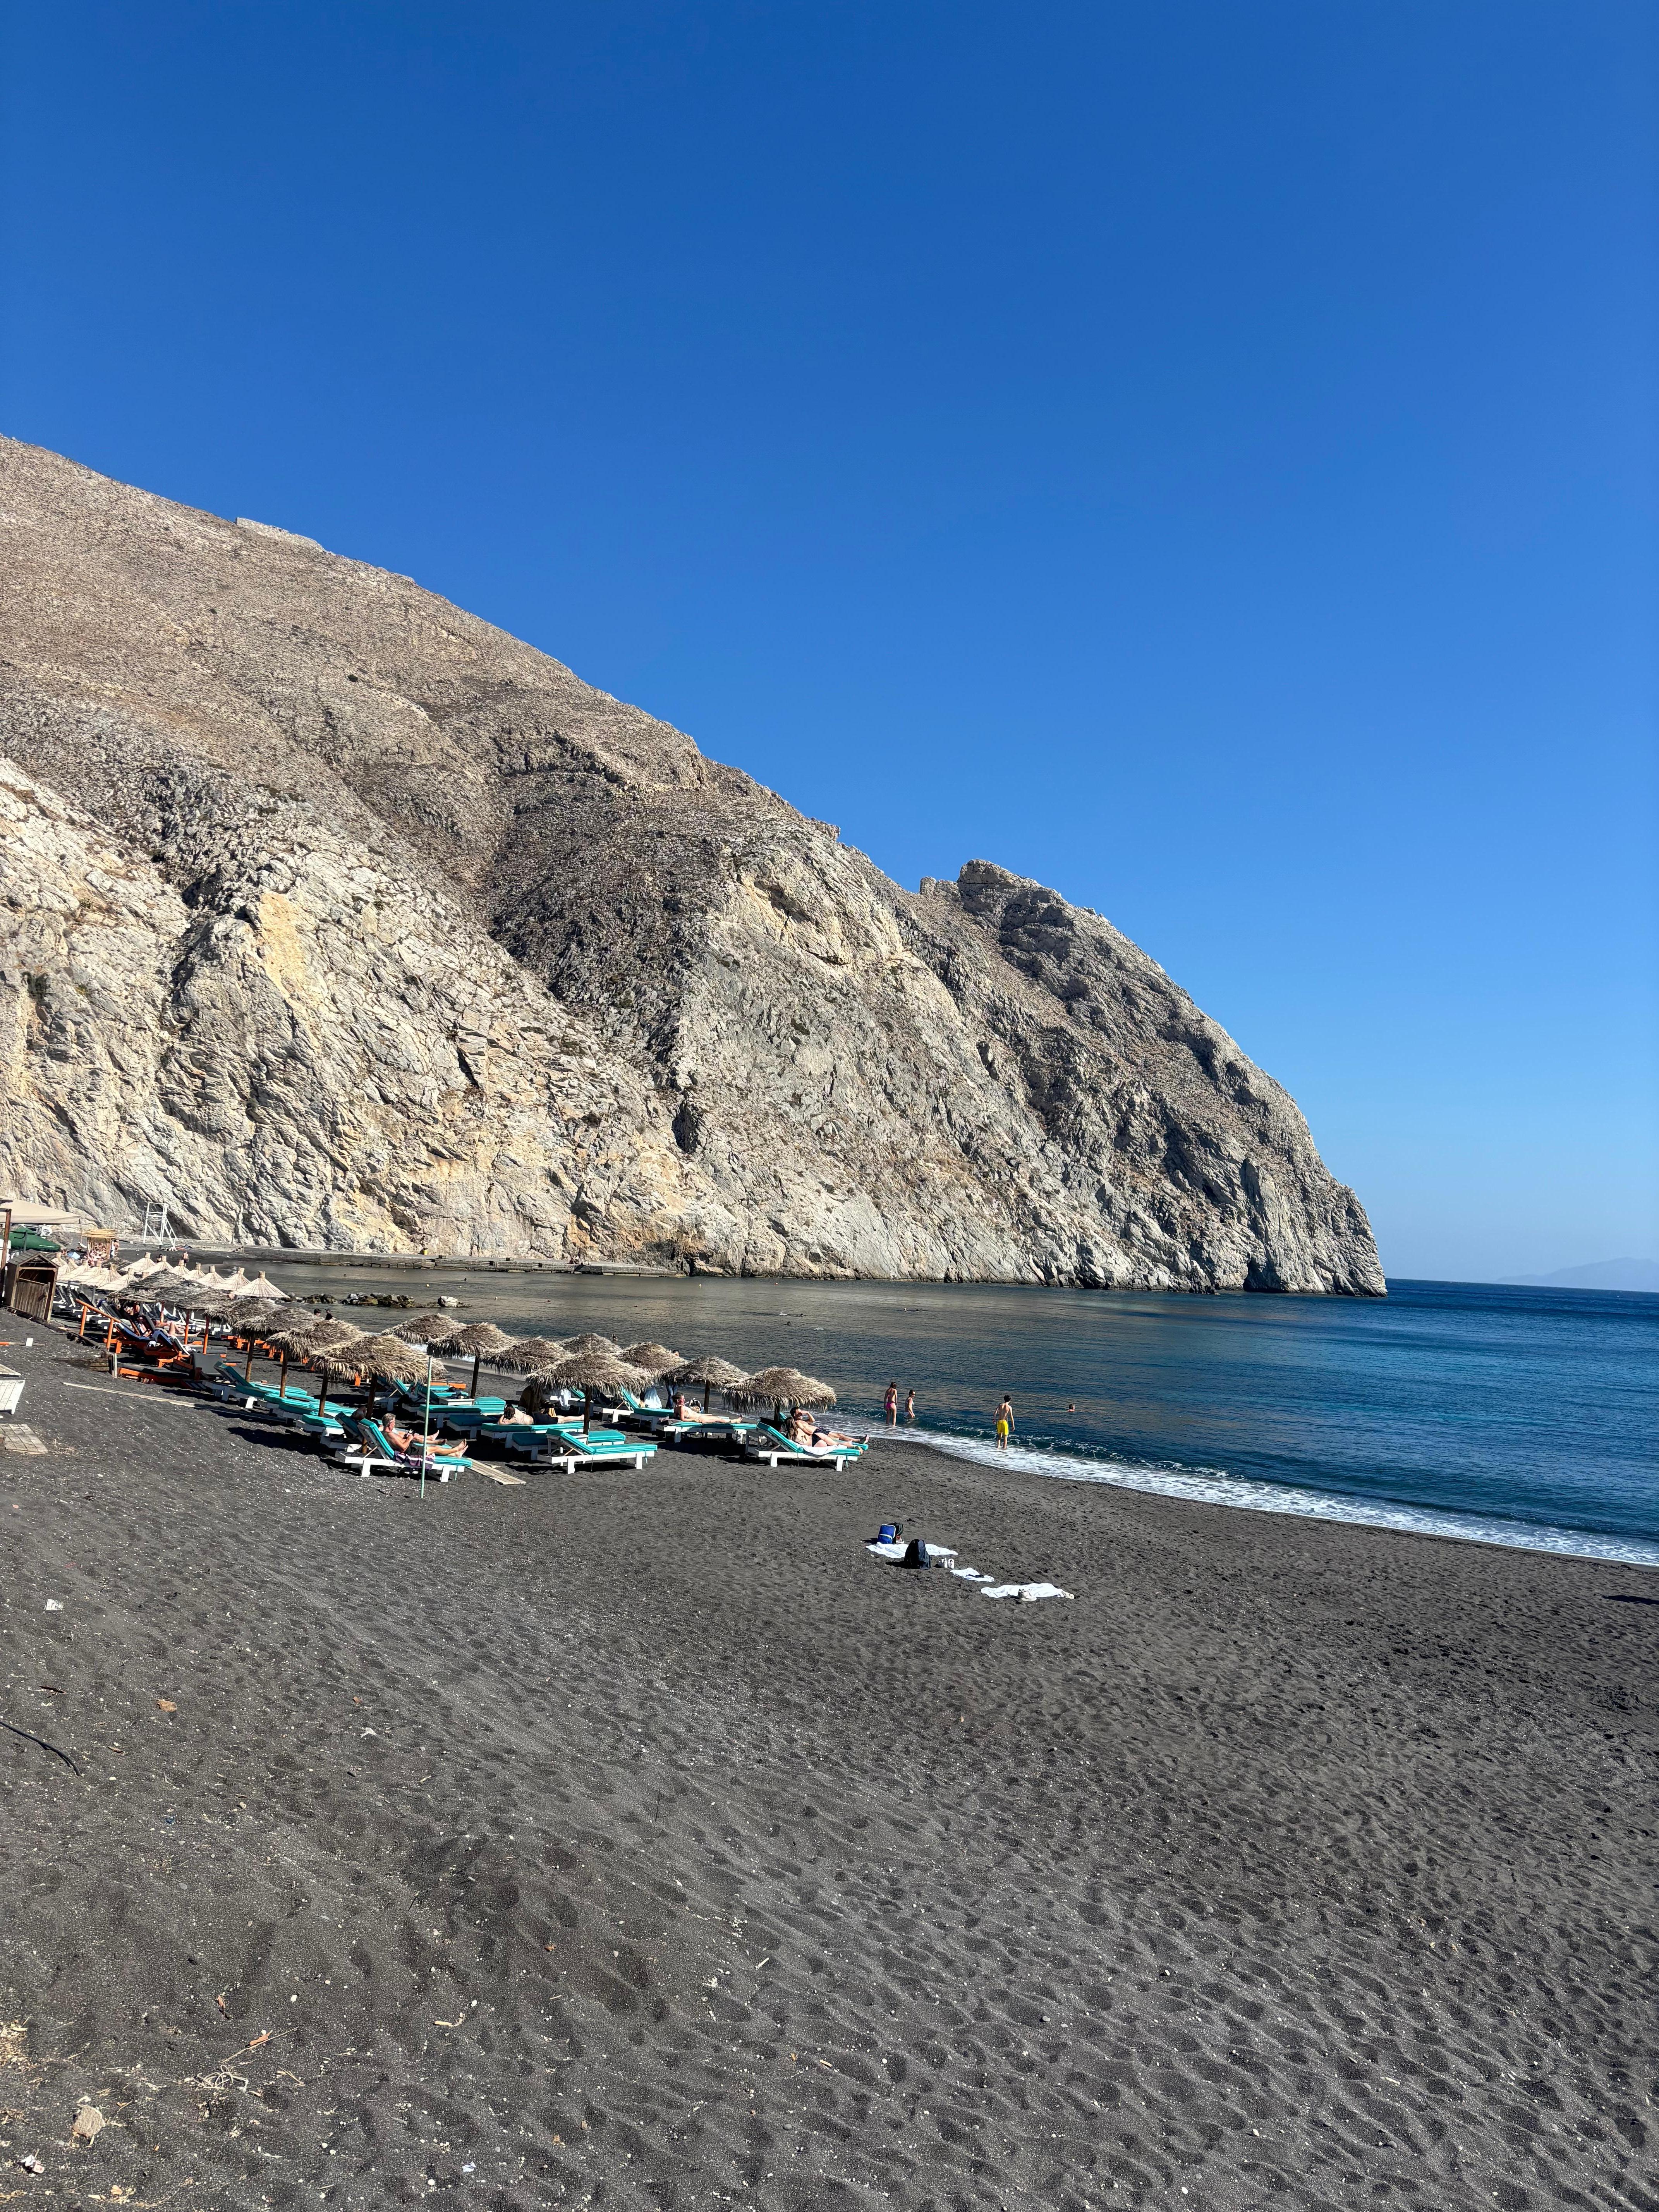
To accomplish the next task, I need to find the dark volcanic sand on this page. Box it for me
[1,1333,1654,2212]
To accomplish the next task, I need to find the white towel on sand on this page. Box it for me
[865,1543,1072,1600]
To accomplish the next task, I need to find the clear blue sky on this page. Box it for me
[3,2,1654,1281]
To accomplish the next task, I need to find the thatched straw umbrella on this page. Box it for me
[223,1297,286,1378]
[226,1296,285,1334]
[352,1331,429,1388]
[533,1348,644,1434]
[263,1316,332,1396]
[184,1291,234,1344]
[306,1322,368,1413]
[139,1270,211,1341]
[240,1272,288,1302]
[730,1365,837,1421]
[267,1316,359,1403]
[393,1312,465,1350]
[353,1332,448,1487]
[495,1336,568,1375]
[667,1353,750,1413]
[563,1331,622,1357]
[447,1321,518,1399]
[620,1341,684,1380]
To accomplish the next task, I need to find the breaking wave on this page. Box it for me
[858,1425,1659,1569]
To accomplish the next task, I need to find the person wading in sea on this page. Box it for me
[995,1395,1014,1449]
[884,1382,899,1427]
[904,1388,916,1424]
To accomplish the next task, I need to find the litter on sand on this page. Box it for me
[979,1580,1075,1602]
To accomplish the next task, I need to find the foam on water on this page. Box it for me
[878,1426,1659,1569]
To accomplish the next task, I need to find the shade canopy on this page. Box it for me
[495,1336,568,1374]
[240,1273,289,1301]
[731,1365,837,1410]
[446,1322,516,1357]
[393,1312,465,1348]
[544,1348,645,1395]
[562,1331,622,1357]
[351,1331,429,1383]
[668,1353,749,1390]
[620,1341,683,1378]
[225,1297,285,1332]
[306,1319,370,1352]
[264,1318,330,1354]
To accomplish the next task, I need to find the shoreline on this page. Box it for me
[879,1423,1659,1570]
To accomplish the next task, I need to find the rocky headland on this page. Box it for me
[0,436,1382,1291]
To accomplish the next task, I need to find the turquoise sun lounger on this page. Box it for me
[744,1422,867,1470]
[332,1416,472,1482]
[510,1427,657,1469]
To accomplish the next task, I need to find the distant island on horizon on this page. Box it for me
[1504,1259,1659,1295]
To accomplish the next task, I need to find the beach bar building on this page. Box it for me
[0,1198,91,1321]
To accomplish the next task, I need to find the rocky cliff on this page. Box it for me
[0,437,1384,1291]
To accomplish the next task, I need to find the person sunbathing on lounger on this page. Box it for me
[787,1408,857,1451]
[380,1419,467,1460]
[672,1390,733,1426]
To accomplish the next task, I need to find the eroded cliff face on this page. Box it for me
[0,437,1384,1291]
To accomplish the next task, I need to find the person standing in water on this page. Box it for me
[904,1388,916,1424]
[884,1381,899,1427]
[995,1395,1014,1449]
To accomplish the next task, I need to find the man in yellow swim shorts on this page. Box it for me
[994,1395,1014,1449]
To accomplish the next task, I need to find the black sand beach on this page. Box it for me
[1,1330,1654,2210]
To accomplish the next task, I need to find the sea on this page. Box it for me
[265,1266,1659,1568]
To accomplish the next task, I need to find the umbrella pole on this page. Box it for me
[704,1381,711,1412]
[244,1336,256,1380]
[585,1386,594,1435]
[421,1350,433,1499]
[470,1351,483,1400]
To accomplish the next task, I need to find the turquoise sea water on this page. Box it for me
[267,1267,1659,1567]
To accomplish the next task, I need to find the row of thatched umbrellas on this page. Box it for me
[93,1274,839,1429]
